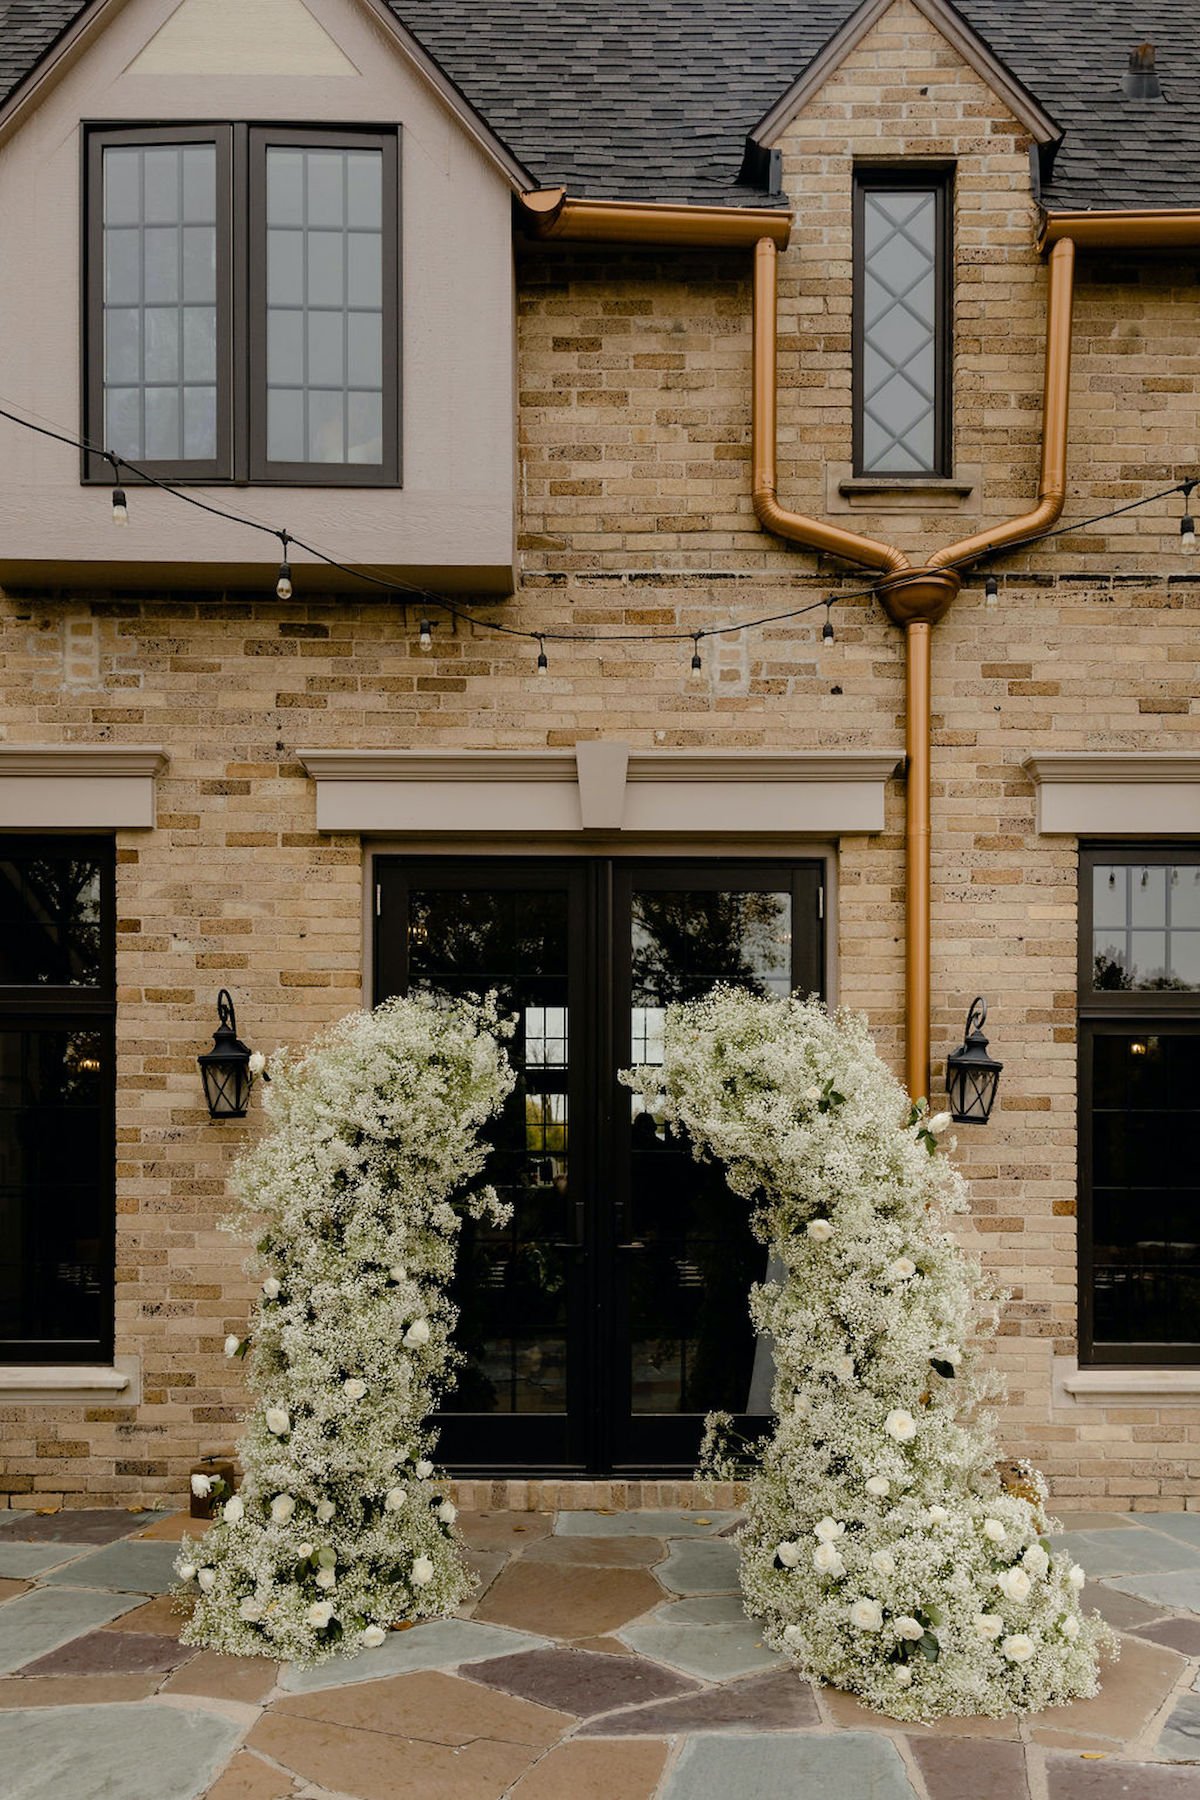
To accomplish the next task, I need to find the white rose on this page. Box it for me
[404,1319,431,1348]
[306,1601,334,1627]
[776,1540,802,1568]
[238,1596,265,1621]
[927,1112,952,1136]
[812,1542,846,1578]
[894,1666,913,1687]
[997,1566,1032,1603]
[804,1085,822,1103]
[315,1567,336,1590]
[885,1409,917,1443]
[222,1495,244,1524]
[792,1392,810,1416]
[390,1266,406,1283]
[928,1506,949,1525]
[932,1344,961,1367]
[814,1517,845,1542]
[806,1219,834,1242]
[866,1476,890,1498]
[1002,1633,1036,1664]
[1022,1544,1050,1579]
[890,1257,917,1281]
[265,1406,290,1436]
[262,1277,281,1300]
[197,1568,216,1593]
[362,1624,387,1648]
[869,1549,895,1578]
[343,1378,367,1400]
[893,1616,924,1641]
[782,1623,807,1650]
[974,1612,1004,1640]
[190,1474,212,1498]
[1060,1613,1081,1640]
[224,1335,241,1358]
[411,1556,435,1586]
[270,1494,295,1525]
[850,1598,884,1631]
[415,1460,434,1480]
[385,1487,407,1512]
[248,1050,266,1077]
[438,1500,457,1525]
[983,1518,1007,1544]
[834,1355,855,1382]
[178,1562,197,1582]
[316,1500,336,1523]
[1067,1564,1086,1591]
[296,1542,314,1559]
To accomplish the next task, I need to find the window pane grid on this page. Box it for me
[265,147,384,467]
[1092,862,1200,991]
[102,143,217,465]
[858,185,941,475]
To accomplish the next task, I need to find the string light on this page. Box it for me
[1181,481,1196,553]
[0,398,1192,666]
[418,619,433,652]
[688,634,704,685]
[984,575,998,609]
[275,531,293,601]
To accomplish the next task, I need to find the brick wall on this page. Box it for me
[3,0,1199,1508]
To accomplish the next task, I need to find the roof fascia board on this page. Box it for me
[1040,209,1200,250]
[751,0,1061,150]
[0,0,536,192]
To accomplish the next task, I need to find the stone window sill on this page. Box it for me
[838,476,975,499]
[825,464,980,515]
[1061,1365,1200,1405]
[0,1364,133,1403]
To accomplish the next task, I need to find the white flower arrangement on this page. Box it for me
[623,988,1116,1722]
[175,992,515,1666]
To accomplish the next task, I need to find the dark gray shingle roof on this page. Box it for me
[2,0,1199,210]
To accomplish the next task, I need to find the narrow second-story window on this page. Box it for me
[853,171,951,477]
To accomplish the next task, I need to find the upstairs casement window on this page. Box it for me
[852,170,952,477]
[84,125,399,486]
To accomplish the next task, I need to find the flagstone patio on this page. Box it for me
[1,1504,1200,1798]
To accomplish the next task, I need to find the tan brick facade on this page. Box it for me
[2,0,1198,1509]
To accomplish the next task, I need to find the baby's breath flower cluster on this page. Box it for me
[624,989,1116,1722]
[176,993,514,1665]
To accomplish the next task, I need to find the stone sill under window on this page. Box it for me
[0,1363,135,1404]
[1059,1364,1200,1405]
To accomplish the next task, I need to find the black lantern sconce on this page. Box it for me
[946,996,1003,1125]
[198,990,261,1120]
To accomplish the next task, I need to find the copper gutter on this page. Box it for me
[1041,210,1200,251]
[521,188,793,249]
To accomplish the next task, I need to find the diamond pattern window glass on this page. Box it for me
[854,174,951,477]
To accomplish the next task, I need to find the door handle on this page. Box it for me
[616,1240,645,1251]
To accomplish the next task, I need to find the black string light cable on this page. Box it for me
[0,397,1194,676]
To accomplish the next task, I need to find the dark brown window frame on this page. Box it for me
[852,166,953,479]
[0,835,117,1363]
[82,121,401,488]
[1078,843,1200,1367]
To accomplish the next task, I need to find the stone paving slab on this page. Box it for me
[910,1737,1032,1800]
[653,1594,748,1624]
[662,1729,919,1799]
[520,1534,666,1568]
[1129,1513,1200,1545]
[1155,1689,1200,1759]
[201,1750,297,1800]
[1046,1756,1200,1797]
[1026,1633,1184,1751]
[466,1644,701,1715]
[472,1559,663,1638]
[278,1618,550,1694]
[0,1541,97,1579]
[0,1586,139,1675]
[620,1617,782,1680]
[1081,1579,1166,1630]
[0,1701,243,1800]
[104,1594,190,1636]
[248,1708,542,1800]
[0,1578,30,1603]
[1132,1617,1200,1655]
[509,1737,669,1798]
[554,1510,742,1538]
[458,1513,554,1551]
[40,1539,182,1595]
[1108,1569,1200,1611]
[588,1666,819,1735]
[270,1667,574,1747]
[655,1538,741,1594]
[163,1645,280,1704]
[0,1509,159,1544]
[1053,1529,1200,1579]
[0,1672,161,1707]
[19,1626,194,1678]
[821,1682,1021,1739]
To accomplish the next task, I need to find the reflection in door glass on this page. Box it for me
[628,887,790,1417]
[408,890,570,1414]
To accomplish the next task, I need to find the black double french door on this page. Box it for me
[375,857,824,1475]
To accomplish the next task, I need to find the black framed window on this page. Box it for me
[1079,846,1200,1365]
[0,838,116,1362]
[853,169,952,477]
[84,124,399,486]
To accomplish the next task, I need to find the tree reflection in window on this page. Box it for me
[0,857,102,987]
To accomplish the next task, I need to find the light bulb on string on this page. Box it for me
[1181,481,1196,554]
[688,634,704,686]
[535,636,548,676]
[418,619,433,652]
[107,455,127,525]
[275,532,293,601]
[984,575,999,609]
[822,603,835,644]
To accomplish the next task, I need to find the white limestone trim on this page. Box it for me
[1055,1358,1200,1406]
[1023,753,1200,836]
[299,745,903,836]
[750,0,1061,150]
[0,1360,137,1404]
[0,746,166,828]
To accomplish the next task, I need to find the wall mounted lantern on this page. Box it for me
[198,989,261,1119]
[946,996,1003,1125]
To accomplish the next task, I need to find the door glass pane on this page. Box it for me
[263,144,384,467]
[101,141,217,462]
[0,1026,110,1349]
[1091,1031,1200,1345]
[627,886,791,1416]
[407,889,571,1415]
[1092,862,1200,991]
